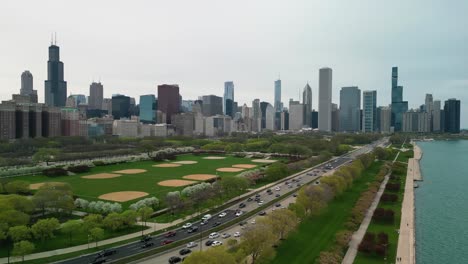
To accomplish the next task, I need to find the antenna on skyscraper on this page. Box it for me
[54,32,57,45]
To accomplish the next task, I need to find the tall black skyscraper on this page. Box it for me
[390,67,408,131]
[45,40,67,107]
[444,98,461,133]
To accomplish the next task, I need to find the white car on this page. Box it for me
[182,223,192,229]
[233,232,241,237]
[208,232,220,239]
[186,242,197,248]
[211,241,223,247]
[218,212,227,218]
[275,187,281,191]
[221,233,231,239]
[251,219,256,224]
[258,201,264,206]
[235,211,243,217]
[202,214,212,221]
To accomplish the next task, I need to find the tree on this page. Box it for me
[166,191,183,215]
[33,183,74,216]
[138,207,154,236]
[220,176,250,198]
[32,148,60,165]
[83,214,103,233]
[12,240,35,263]
[183,246,236,264]
[121,210,138,227]
[31,218,60,242]
[4,181,30,194]
[0,210,30,228]
[139,140,156,158]
[89,227,104,247]
[61,220,83,246]
[240,221,276,264]
[263,209,298,240]
[8,226,31,242]
[103,213,123,231]
[264,162,289,181]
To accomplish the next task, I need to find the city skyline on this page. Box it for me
[0,0,467,127]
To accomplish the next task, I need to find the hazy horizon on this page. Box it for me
[1,0,466,127]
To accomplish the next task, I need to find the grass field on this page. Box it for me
[270,161,384,264]
[16,154,261,207]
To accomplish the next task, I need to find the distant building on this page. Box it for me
[139,95,157,124]
[280,111,289,130]
[112,95,130,119]
[20,71,38,103]
[318,68,332,131]
[403,110,430,132]
[181,100,194,112]
[289,100,304,131]
[444,98,461,133]
[205,115,232,137]
[202,95,223,117]
[172,112,194,136]
[432,100,442,132]
[224,81,234,117]
[339,86,361,132]
[390,67,408,131]
[157,84,180,124]
[362,90,377,132]
[61,108,80,136]
[252,99,261,132]
[65,95,76,108]
[331,104,339,132]
[379,106,391,133]
[265,103,275,131]
[112,119,139,137]
[89,82,104,110]
[303,83,312,127]
[102,98,112,114]
[311,110,318,129]
[44,43,67,107]
[71,94,87,105]
[274,79,282,112]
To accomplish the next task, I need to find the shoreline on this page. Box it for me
[396,142,421,264]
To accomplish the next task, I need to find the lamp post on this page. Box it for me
[87,234,90,249]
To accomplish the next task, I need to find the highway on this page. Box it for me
[58,138,386,264]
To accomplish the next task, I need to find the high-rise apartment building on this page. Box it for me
[318,68,332,131]
[89,82,104,110]
[425,94,433,131]
[363,90,377,132]
[432,100,442,132]
[274,79,282,112]
[379,106,391,133]
[444,98,461,133]
[224,81,234,117]
[390,67,408,131]
[289,100,304,131]
[202,95,223,116]
[139,95,157,123]
[331,104,339,132]
[112,95,130,119]
[339,86,361,132]
[303,83,312,127]
[20,71,38,103]
[252,99,261,132]
[157,84,180,124]
[44,42,67,107]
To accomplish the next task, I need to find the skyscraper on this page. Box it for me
[44,41,67,107]
[444,98,461,133]
[112,95,130,119]
[363,90,377,132]
[202,95,223,116]
[139,94,156,123]
[302,83,312,127]
[252,99,261,132]
[289,100,304,131]
[318,68,332,132]
[89,82,104,110]
[20,71,38,103]
[390,67,408,131]
[425,94,433,131]
[339,86,361,132]
[432,100,442,132]
[157,84,180,124]
[224,81,234,117]
[274,79,282,112]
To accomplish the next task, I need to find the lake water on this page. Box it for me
[416,140,468,264]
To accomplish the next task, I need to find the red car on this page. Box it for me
[164,231,176,238]
[161,239,174,245]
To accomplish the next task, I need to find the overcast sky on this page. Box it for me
[1,0,466,126]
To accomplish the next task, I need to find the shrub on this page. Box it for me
[43,167,68,177]
[129,197,159,211]
[4,180,30,194]
[386,183,401,192]
[68,165,91,173]
[93,161,105,166]
[74,198,89,209]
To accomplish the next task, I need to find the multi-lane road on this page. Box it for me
[58,139,386,264]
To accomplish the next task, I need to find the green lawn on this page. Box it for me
[15,154,261,207]
[0,225,147,258]
[270,161,384,264]
[396,150,413,163]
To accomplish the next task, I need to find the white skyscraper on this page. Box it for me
[302,83,312,127]
[289,100,304,131]
[223,81,234,116]
[318,68,332,131]
[274,79,282,112]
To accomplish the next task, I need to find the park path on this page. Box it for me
[341,171,390,264]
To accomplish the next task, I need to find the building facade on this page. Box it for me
[444,98,461,133]
[223,81,234,116]
[44,44,67,107]
[157,84,180,124]
[318,68,332,132]
[139,94,157,124]
[89,82,104,110]
[112,95,130,119]
[274,79,282,112]
[339,86,361,132]
[303,83,312,128]
[362,90,377,132]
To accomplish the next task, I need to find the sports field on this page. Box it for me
[17,154,266,207]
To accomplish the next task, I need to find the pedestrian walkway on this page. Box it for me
[342,172,390,264]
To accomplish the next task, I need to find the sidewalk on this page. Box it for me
[342,172,390,264]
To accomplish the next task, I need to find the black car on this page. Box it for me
[187,226,198,233]
[239,221,248,226]
[205,240,214,246]
[212,221,221,227]
[90,258,107,264]
[140,236,152,243]
[97,249,117,257]
[141,242,155,248]
[239,203,246,208]
[179,248,192,255]
[259,211,266,216]
[255,194,261,198]
[275,203,281,207]
[275,194,280,197]
[293,193,298,197]
[169,256,182,263]
[247,197,253,202]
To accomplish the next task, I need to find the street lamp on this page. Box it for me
[87,234,90,249]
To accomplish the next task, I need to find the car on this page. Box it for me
[140,236,152,243]
[235,211,243,217]
[258,211,266,216]
[307,172,313,176]
[258,201,264,206]
[296,183,301,187]
[182,223,192,229]
[255,194,261,198]
[268,191,273,195]
[222,233,231,239]
[285,181,290,185]
[202,214,212,221]
[200,220,208,225]
[315,181,320,185]
[247,197,253,202]
[239,203,246,208]
[293,193,298,197]
[275,203,281,207]
[218,212,227,218]
[275,187,281,191]
[212,221,221,227]
[186,242,197,248]
[239,221,248,226]
[275,194,280,198]
[205,240,214,246]
[254,197,261,202]
[90,258,107,264]
[97,249,117,257]
[209,232,220,239]
[165,231,176,238]
[211,241,223,247]
[161,240,174,245]
[251,219,256,224]
[233,232,241,237]
[179,248,192,255]
[187,226,198,233]
[141,242,155,248]
[169,256,182,264]
[288,184,293,189]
